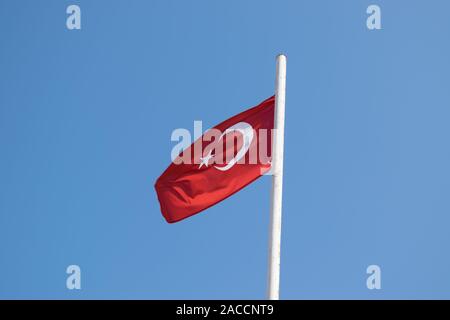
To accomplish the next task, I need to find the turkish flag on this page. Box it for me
[155,96,275,223]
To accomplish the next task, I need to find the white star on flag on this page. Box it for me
[198,150,214,169]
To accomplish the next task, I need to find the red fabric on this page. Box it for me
[155,96,275,223]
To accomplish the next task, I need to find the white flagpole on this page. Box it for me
[267,54,287,300]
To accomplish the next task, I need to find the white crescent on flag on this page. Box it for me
[213,122,254,171]
[198,122,254,171]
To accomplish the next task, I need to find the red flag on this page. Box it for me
[155,96,275,223]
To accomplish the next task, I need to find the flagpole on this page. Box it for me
[267,54,287,300]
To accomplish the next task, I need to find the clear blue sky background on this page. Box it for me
[1,0,450,299]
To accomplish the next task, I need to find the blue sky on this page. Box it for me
[1,0,450,299]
